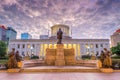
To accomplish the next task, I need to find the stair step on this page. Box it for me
[21,68,100,72]
[21,66,100,72]
[23,60,45,67]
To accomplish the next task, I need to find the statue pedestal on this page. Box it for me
[45,44,75,66]
[7,69,20,73]
[100,68,113,73]
[45,49,56,65]
[55,44,65,66]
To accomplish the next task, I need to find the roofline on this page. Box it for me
[51,24,69,29]
[9,39,109,43]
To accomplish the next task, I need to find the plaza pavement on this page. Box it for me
[0,72,120,80]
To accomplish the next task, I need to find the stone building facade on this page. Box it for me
[111,29,120,47]
[8,24,110,58]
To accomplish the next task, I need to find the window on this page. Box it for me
[32,44,34,48]
[86,44,88,48]
[18,44,20,48]
[86,44,90,49]
[22,52,25,56]
[101,44,103,47]
[96,44,98,48]
[23,44,25,48]
[96,51,99,56]
[90,44,93,48]
[27,44,30,48]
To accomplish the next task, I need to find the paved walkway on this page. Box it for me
[23,66,97,69]
[0,72,120,80]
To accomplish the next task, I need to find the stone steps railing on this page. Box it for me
[23,59,45,67]
[76,60,98,67]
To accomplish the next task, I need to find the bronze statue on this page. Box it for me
[7,48,18,69]
[103,48,112,68]
[15,51,21,62]
[57,28,63,44]
[100,48,112,68]
[100,51,106,67]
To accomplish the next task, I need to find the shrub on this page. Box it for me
[0,41,7,57]
[111,43,120,56]
[112,56,120,59]
[31,56,39,59]
[81,55,91,60]
[112,59,120,69]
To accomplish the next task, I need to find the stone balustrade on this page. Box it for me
[76,60,98,67]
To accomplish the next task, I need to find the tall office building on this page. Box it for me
[0,25,7,41]
[0,25,17,44]
[6,27,17,41]
[21,33,32,39]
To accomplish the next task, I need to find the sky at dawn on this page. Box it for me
[0,0,120,39]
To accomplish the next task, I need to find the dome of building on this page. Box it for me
[51,24,70,37]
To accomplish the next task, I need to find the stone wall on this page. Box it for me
[45,48,56,65]
[45,47,76,66]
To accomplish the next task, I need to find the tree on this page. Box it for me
[111,43,120,56]
[0,41,7,57]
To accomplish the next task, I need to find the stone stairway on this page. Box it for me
[23,59,45,67]
[21,66,100,72]
[76,60,98,67]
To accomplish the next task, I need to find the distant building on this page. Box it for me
[40,35,49,39]
[0,25,7,41]
[21,33,32,39]
[111,29,120,47]
[0,25,17,44]
[6,27,17,41]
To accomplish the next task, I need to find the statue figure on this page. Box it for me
[15,51,21,62]
[7,48,18,69]
[103,48,112,68]
[15,51,23,68]
[57,28,63,44]
[100,51,106,67]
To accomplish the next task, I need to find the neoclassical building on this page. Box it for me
[8,24,110,58]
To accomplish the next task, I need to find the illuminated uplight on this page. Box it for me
[86,51,89,54]
[87,46,90,49]
[27,44,30,48]
[64,44,67,49]
[68,44,72,49]
[49,44,53,49]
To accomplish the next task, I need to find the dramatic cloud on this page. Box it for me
[0,0,120,39]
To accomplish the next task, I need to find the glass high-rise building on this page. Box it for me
[21,33,32,39]
[0,25,17,46]
[6,27,17,41]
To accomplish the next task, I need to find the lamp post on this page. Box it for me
[87,46,90,53]
[30,46,33,57]
[87,46,91,58]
